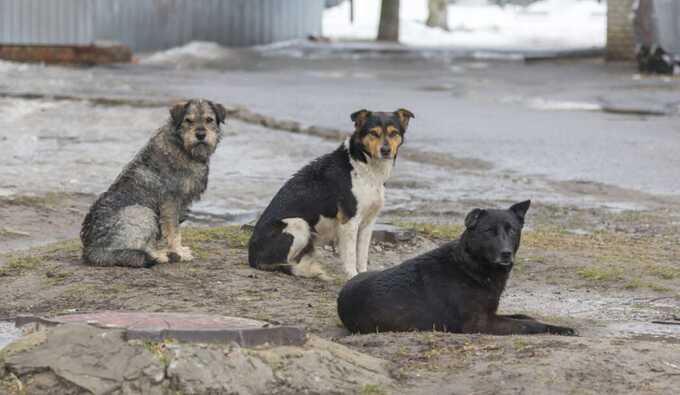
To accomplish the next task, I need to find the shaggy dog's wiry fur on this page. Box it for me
[80,99,227,268]
[248,109,414,280]
[338,201,576,336]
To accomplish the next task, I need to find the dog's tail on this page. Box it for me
[83,247,158,268]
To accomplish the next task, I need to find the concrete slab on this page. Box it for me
[599,98,670,116]
[261,40,605,62]
[372,224,417,244]
[15,312,306,347]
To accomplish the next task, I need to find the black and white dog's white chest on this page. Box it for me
[313,156,391,241]
[349,161,389,223]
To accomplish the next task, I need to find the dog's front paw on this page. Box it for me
[168,246,194,262]
[149,250,170,264]
[547,325,577,336]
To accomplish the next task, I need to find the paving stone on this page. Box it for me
[15,312,306,347]
[2,324,394,395]
[372,223,417,244]
[167,345,274,395]
[4,324,165,395]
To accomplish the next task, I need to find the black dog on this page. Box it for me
[337,201,576,335]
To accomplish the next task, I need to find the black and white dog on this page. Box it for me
[337,201,576,336]
[248,109,414,279]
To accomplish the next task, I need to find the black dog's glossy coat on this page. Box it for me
[337,201,576,336]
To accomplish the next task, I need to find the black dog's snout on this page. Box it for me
[195,130,207,141]
[500,251,513,261]
[380,144,392,156]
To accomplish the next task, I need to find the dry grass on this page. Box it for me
[403,220,680,293]
[183,225,251,249]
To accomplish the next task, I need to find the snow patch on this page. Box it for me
[140,41,236,66]
[0,98,60,123]
[323,0,606,50]
[527,98,603,111]
[0,60,36,73]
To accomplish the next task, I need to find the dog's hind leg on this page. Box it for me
[282,218,331,281]
[84,247,166,268]
[483,315,576,336]
[281,218,311,263]
[83,205,166,268]
[291,252,332,282]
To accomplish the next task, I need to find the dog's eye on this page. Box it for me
[206,117,214,123]
[370,131,381,138]
[184,118,193,124]
[389,131,399,138]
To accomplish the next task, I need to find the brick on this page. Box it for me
[607,0,635,60]
[0,43,132,65]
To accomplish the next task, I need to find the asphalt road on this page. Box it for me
[2,50,679,211]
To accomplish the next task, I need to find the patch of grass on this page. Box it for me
[105,283,129,294]
[361,384,387,395]
[525,228,675,269]
[183,225,251,248]
[62,283,97,299]
[45,270,71,286]
[512,338,530,351]
[524,227,680,290]
[576,266,624,283]
[0,373,25,395]
[624,278,671,293]
[0,255,44,276]
[143,339,174,367]
[647,266,680,280]
[2,192,66,208]
[0,228,30,239]
[41,239,81,256]
[395,222,464,240]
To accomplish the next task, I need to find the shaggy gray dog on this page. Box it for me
[81,99,227,268]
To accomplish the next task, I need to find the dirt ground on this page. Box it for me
[1,192,679,394]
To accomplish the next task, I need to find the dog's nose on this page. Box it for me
[500,251,513,261]
[195,130,207,141]
[380,145,392,156]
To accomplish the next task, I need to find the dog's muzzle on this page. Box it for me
[495,260,513,272]
[380,145,392,159]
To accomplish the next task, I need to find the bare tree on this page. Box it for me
[426,0,449,31]
[377,0,400,41]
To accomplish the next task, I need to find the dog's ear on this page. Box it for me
[465,208,486,229]
[170,101,190,128]
[394,108,415,131]
[351,109,371,129]
[509,200,531,224]
[208,101,228,125]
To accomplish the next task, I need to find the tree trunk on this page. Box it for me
[377,0,400,42]
[426,0,449,31]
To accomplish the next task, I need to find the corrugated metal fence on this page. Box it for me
[0,0,324,51]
